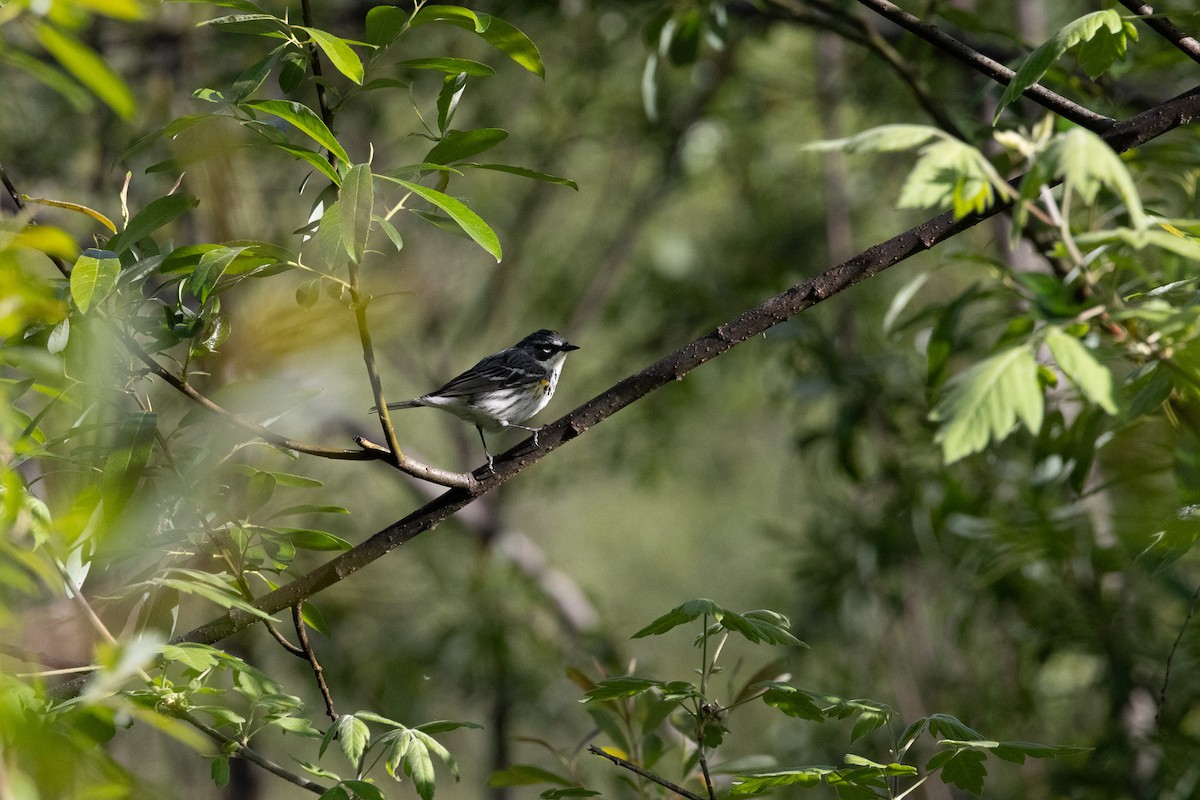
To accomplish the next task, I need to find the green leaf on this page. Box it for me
[463,163,578,190]
[581,676,662,703]
[271,527,352,551]
[436,72,467,133]
[70,250,121,313]
[928,748,987,795]
[47,318,70,354]
[273,143,342,186]
[365,5,408,47]
[805,124,943,154]
[100,412,158,523]
[296,26,364,85]
[107,194,200,255]
[199,13,288,35]
[632,598,724,637]
[402,735,437,800]
[1044,327,1117,414]
[211,756,230,788]
[318,201,348,267]
[732,768,831,794]
[232,44,285,101]
[0,48,94,113]
[189,245,247,304]
[376,216,404,252]
[35,23,136,118]
[382,177,501,261]
[339,164,374,263]
[161,643,221,673]
[489,764,574,788]
[414,720,483,734]
[333,714,370,765]
[243,99,350,164]
[410,6,544,77]
[995,10,1126,123]
[1036,128,1146,230]
[424,128,508,166]
[342,780,387,800]
[399,57,495,76]
[760,684,826,721]
[929,345,1044,463]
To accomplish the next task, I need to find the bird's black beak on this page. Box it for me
[562,343,580,352]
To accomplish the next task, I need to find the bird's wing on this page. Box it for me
[426,350,542,398]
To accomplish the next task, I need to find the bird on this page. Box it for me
[378,329,579,469]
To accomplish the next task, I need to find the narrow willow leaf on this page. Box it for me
[410,6,544,77]
[231,44,285,101]
[375,216,404,252]
[317,201,348,267]
[436,72,467,134]
[70,250,121,313]
[1044,327,1118,414]
[296,26,364,84]
[995,10,1125,123]
[273,143,341,185]
[243,99,350,164]
[107,194,200,255]
[22,197,117,233]
[463,163,578,190]
[34,23,136,118]
[339,164,373,263]
[399,57,495,76]
[930,346,1044,463]
[383,177,501,261]
[199,13,287,35]
[424,128,508,166]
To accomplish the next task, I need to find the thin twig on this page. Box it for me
[1118,1,1200,66]
[588,745,706,800]
[293,602,338,722]
[851,0,1116,132]
[175,709,328,794]
[697,750,717,800]
[1157,578,1200,726]
[299,0,336,152]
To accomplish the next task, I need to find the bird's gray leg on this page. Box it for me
[507,422,543,447]
[477,425,495,471]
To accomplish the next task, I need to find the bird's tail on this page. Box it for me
[368,399,422,413]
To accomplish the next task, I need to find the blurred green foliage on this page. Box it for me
[4,1,1200,799]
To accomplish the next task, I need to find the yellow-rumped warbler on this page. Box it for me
[381,329,579,468]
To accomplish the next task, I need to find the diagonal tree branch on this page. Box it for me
[1118,1,1200,66]
[851,0,1116,131]
[132,85,1200,656]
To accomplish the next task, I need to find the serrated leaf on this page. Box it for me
[930,345,1043,463]
[805,124,943,154]
[581,676,661,703]
[760,684,826,721]
[297,26,364,84]
[243,99,350,164]
[1040,128,1145,230]
[35,23,136,118]
[995,10,1125,123]
[929,748,987,795]
[339,164,373,263]
[342,780,387,800]
[70,250,120,313]
[991,740,1090,763]
[107,194,200,255]
[210,756,230,788]
[402,737,436,800]
[381,177,500,261]
[632,598,724,638]
[1044,327,1117,414]
[334,715,370,766]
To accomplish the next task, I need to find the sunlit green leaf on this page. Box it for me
[581,676,661,702]
[424,128,508,166]
[107,194,200,255]
[462,163,578,189]
[381,177,501,261]
[632,598,724,637]
[70,250,120,313]
[930,345,1043,463]
[365,5,408,47]
[243,99,350,164]
[995,10,1127,122]
[1044,327,1117,414]
[399,57,495,76]
[296,26,364,84]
